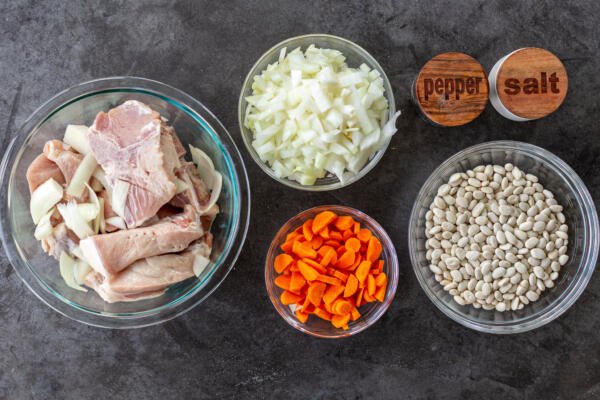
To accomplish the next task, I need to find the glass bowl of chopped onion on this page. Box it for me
[0,77,250,328]
[239,34,399,191]
[408,141,599,334]
[265,205,399,338]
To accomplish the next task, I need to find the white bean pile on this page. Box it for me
[425,163,569,312]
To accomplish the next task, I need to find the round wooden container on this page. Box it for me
[488,47,568,121]
[413,52,489,127]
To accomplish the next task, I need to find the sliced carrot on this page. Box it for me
[320,248,337,267]
[289,262,299,272]
[336,245,347,256]
[333,215,354,231]
[323,285,345,304]
[375,285,386,302]
[336,250,355,269]
[349,253,362,271]
[280,240,294,253]
[316,274,342,286]
[317,245,334,257]
[312,211,337,234]
[332,270,348,283]
[345,237,361,253]
[331,313,351,328]
[366,236,382,262]
[324,240,341,248]
[323,300,334,314]
[329,230,343,241]
[286,231,300,241]
[297,260,319,281]
[373,259,384,274]
[332,299,353,315]
[274,253,294,274]
[342,229,354,240]
[302,258,327,274]
[355,287,365,307]
[363,290,375,303]
[367,274,376,296]
[293,240,317,259]
[310,236,324,249]
[307,282,327,306]
[350,307,361,321]
[274,274,291,290]
[318,225,330,239]
[281,290,303,305]
[290,271,306,292]
[356,260,372,284]
[313,307,332,321]
[302,219,314,241]
[353,221,360,234]
[357,228,372,243]
[344,274,359,297]
[375,272,387,287]
[295,310,309,323]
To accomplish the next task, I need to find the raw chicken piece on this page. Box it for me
[162,124,186,158]
[43,140,83,184]
[84,240,211,303]
[170,162,218,217]
[79,206,203,277]
[84,272,165,303]
[88,100,180,228]
[26,154,65,192]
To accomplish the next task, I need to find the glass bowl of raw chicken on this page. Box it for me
[0,77,250,328]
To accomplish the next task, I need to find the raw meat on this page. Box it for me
[26,154,65,192]
[43,140,83,184]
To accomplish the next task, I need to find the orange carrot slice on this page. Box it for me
[318,225,330,239]
[293,240,317,259]
[296,310,309,323]
[355,287,365,307]
[302,219,314,241]
[375,273,387,287]
[302,258,327,274]
[375,285,386,302]
[331,313,350,328]
[332,299,353,315]
[297,260,319,281]
[290,271,306,292]
[356,260,372,284]
[274,253,294,274]
[366,236,382,262]
[367,274,376,296]
[323,285,345,304]
[336,250,355,269]
[274,275,291,290]
[357,228,372,243]
[345,237,361,253]
[353,221,360,234]
[313,307,332,321]
[280,240,294,253]
[332,270,348,283]
[363,290,375,303]
[307,282,327,306]
[316,274,342,286]
[310,236,324,249]
[344,274,359,297]
[333,215,354,231]
[281,290,303,305]
[350,307,361,321]
[342,230,354,240]
[320,248,337,267]
[312,211,337,234]
[329,230,343,241]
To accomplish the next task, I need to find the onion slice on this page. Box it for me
[59,251,87,292]
[66,152,98,197]
[30,178,63,224]
[57,201,94,239]
[63,124,91,155]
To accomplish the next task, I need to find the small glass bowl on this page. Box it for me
[265,205,399,338]
[238,34,396,191]
[408,141,599,334]
[0,77,251,328]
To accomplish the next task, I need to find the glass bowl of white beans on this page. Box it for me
[408,141,598,334]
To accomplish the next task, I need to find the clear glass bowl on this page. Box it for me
[238,34,396,191]
[265,205,399,338]
[408,141,598,334]
[0,77,251,328]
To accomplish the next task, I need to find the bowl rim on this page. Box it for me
[408,140,599,334]
[0,76,251,328]
[238,33,396,192]
[265,205,399,338]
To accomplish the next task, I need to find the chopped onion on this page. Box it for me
[66,152,98,197]
[63,124,91,155]
[189,145,216,189]
[111,179,130,218]
[193,254,210,277]
[73,259,92,286]
[92,168,109,191]
[105,216,126,230]
[34,209,54,240]
[84,184,102,234]
[175,178,191,194]
[202,171,222,213]
[244,45,402,185]
[59,252,87,292]
[57,201,94,239]
[30,178,64,224]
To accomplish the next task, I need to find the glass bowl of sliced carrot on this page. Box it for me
[265,205,399,338]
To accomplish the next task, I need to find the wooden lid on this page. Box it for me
[415,52,489,127]
[494,48,568,120]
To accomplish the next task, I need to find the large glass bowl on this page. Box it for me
[238,34,396,191]
[265,205,399,338]
[0,77,250,328]
[408,141,598,334]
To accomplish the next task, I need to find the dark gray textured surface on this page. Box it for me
[1,1,599,399]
